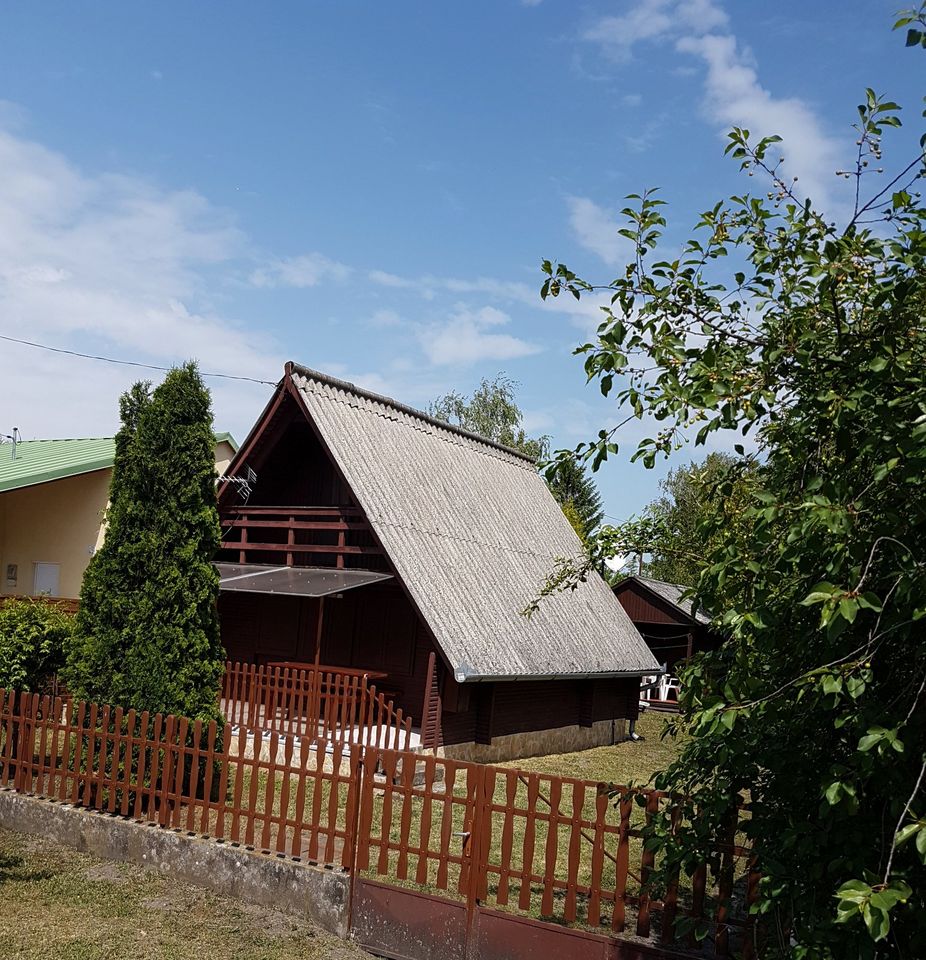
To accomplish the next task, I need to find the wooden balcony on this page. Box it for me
[219,505,385,568]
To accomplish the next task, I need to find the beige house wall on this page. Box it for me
[0,440,237,601]
[0,469,111,600]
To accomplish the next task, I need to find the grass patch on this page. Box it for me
[0,827,368,960]
[503,711,684,786]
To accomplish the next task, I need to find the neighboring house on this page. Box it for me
[0,433,237,600]
[216,362,659,762]
[612,575,723,677]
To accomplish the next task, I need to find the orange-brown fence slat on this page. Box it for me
[687,860,708,946]
[291,737,311,859]
[587,787,609,927]
[0,690,14,787]
[414,754,435,886]
[376,752,398,877]
[158,714,175,827]
[244,729,262,847]
[496,772,517,907]
[611,791,632,932]
[435,763,456,891]
[635,791,660,938]
[214,724,230,839]
[199,720,218,835]
[307,741,326,863]
[229,724,248,844]
[323,743,343,866]
[395,754,416,881]
[105,705,120,814]
[342,745,362,870]
[457,765,478,898]
[563,781,585,923]
[661,803,682,942]
[539,777,561,917]
[355,747,377,873]
[57,698,74,803]
[518,773,540,912]
[261,732,279,852]
[742,859,761,960]
[35,695,51,796]
[276,734,294,855]
[714,807,738,957]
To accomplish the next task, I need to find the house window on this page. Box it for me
[33,563,60,598]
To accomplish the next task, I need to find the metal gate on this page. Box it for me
[347,749,752,960]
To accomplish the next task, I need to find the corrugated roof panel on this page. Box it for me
[0,438,116,493]
[0,432,240,495]
[290,365,659,680]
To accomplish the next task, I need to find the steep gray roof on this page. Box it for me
[290,364,658,681]
[634,577,712,625]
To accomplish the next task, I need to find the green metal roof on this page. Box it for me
[0,433,239,494]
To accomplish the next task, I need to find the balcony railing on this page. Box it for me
[221,661,413,751]
[219,505,384,567]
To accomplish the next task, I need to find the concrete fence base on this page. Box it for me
[0,788,350,938]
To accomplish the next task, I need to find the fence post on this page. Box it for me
[13,692,28,793]
[463,761,490,960]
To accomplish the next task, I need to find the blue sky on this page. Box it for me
[0,1,920,520]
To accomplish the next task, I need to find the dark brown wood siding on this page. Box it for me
[219,583,431,723]
[613,581,689,626]
[439,676,641,746]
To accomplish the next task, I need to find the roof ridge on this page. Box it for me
[8,437,115,443]
[289,361,538,466]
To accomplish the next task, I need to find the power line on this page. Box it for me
[0,333,278,386]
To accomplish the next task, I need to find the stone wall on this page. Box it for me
[439,717,627,764]
[0,789,350,938]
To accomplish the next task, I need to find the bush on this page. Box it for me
[0,598,73,692]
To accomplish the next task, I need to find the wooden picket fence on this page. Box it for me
[0,686,758,957]
[221,660,413,752]
[355,748,759,958]
[0,688,359,867]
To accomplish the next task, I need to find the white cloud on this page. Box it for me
[369,308,404,328]
[676,32,837,204]
[584,0,727,61]
[567,195,629,267]
[419,305,542,366]
[0,117,281,441]
[367,268,416,289]
[583,0,839,209]
[250,252,351,288]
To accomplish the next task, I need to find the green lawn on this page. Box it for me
[0,827,368,960]
[505,710,683,786]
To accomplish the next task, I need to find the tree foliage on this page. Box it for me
[0,598,73,693]
[546,455,604,543]
[65,363,224,726]
[538,10,926,956]
[621,453,751,586]
[430,374,605,542]
[429,374,549,460]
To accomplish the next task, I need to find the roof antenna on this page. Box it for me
[1,427,20,459]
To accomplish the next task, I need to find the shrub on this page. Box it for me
[0,598,73,692]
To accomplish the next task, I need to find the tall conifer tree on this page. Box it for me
[65,363,224,724]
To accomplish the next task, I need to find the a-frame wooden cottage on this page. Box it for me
[217,363,658,761]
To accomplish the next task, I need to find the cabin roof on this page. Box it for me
[617,575,712,626]
[287,362,659,681]
[0,433,239,494]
